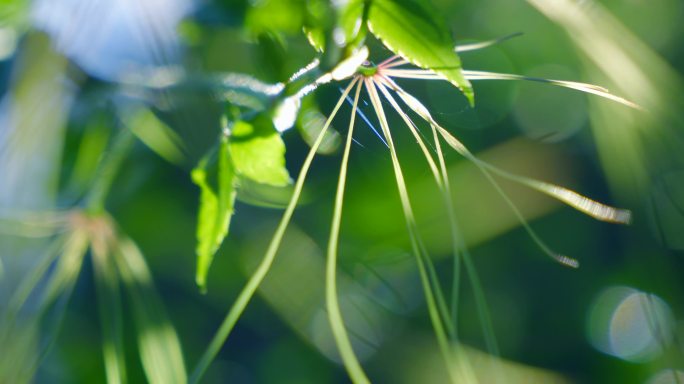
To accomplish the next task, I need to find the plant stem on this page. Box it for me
[365,78,459,384]
[85,128,135,215]
[374,78,455,338]
[431,124,498,382]
[326,81,370,384]
[189,79,359,384]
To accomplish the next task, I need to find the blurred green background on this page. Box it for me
[1,0,683,383]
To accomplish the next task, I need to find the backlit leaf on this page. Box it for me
[229,115,292,187]
[191,137,237,291]
[367,0,474,105]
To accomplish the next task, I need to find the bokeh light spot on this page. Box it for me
[587,286,675,362]
[646,369,684,384]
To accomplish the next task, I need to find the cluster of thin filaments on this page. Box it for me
[196,41,637,383]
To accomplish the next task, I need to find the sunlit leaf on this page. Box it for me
[338,0,366,50]
[192,137,237,291]
[304,26,326,52]
[303,0,366,55]
[115,236,187,384]
[245,0,305,36]
[229,115,291,187]
[367,0,474,105]
[189,80,360,384]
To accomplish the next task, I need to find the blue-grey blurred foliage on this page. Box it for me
[1,0,683,383]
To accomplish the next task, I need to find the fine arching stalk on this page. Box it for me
[428,123,502,378]
[379,75,501,360]
[390,85,581,267]
[374,78,455,338]
[325,80,370,384]
[365,77,462,383]
[189,79,359,384]
[377,74,493,382]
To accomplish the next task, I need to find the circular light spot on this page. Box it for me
[587,286,675,362]
[513,65,587,142]
[646,369,684,384]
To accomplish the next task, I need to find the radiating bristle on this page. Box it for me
[555,254,580,269]
[379,67,642,110]
[455,33,524,53]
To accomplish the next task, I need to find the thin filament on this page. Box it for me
[326,79,371,384]
[189,78,359,384]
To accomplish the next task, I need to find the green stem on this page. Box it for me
[189,79,359,384]
[326,81,370,384]
[85,128,135,215]
[431,125,499,381]
[429,127,462,338]
[365,78,459,383]
[374,77,454,337]
[377,77,456,340]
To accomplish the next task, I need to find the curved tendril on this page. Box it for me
[374,76,442,187]
[383,75,631,222]
[382,68,641,110]
[382,79,581,267]
[365,76,462,384]
[374,75,457,337]
[326,79,371,384]
[455,32,524,53]
[437,125,581,268]
[428,124,503,379]
[380,74,501,372]
[189,78,360,384]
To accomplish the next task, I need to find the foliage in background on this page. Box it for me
[0,0,683,383]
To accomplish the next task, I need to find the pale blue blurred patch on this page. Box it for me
[31,0,195,80]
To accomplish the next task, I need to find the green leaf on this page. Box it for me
[304,26,326,52]
[339,0,366,50]
[303,0,366,57]
[367,0,474,105]
[229,115,292,187]
[191,137,237,291]
[245,0,305,36]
